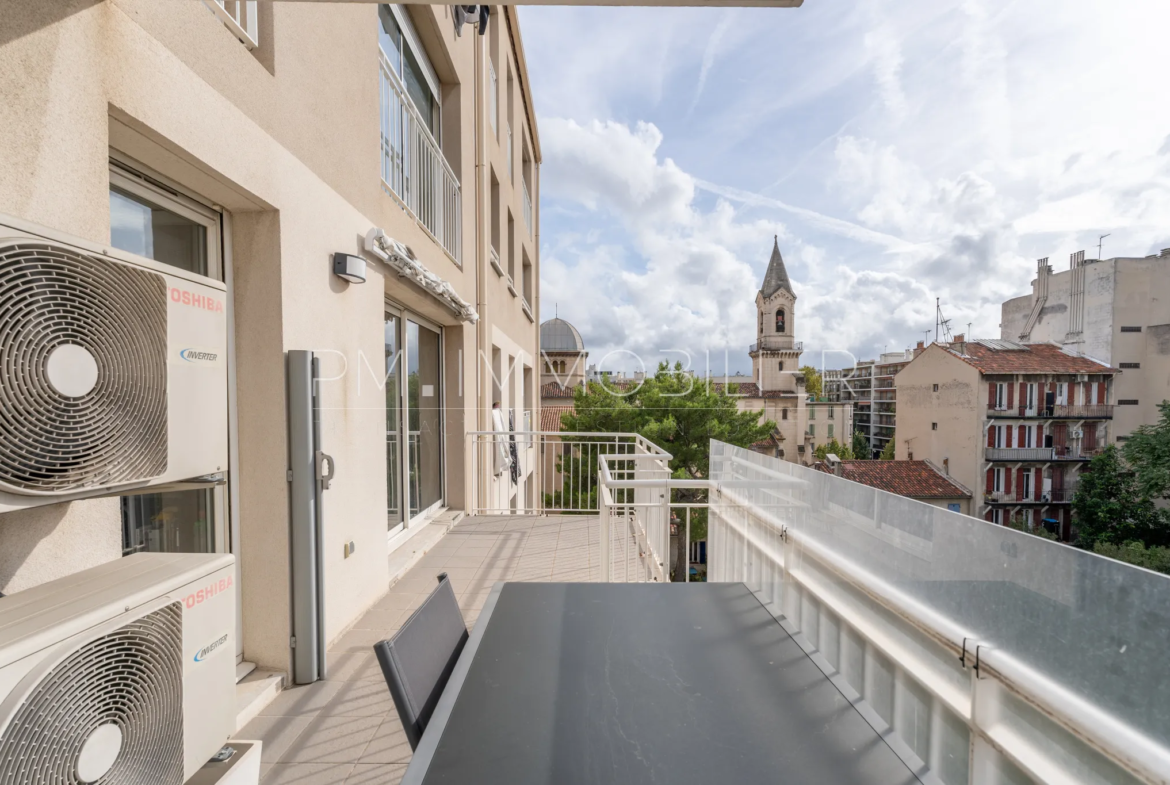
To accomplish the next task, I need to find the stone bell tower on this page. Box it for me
[750,237,803,393]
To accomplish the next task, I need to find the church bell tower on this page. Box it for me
[750,237,802,393]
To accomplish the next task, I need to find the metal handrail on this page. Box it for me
[379,51,461,262]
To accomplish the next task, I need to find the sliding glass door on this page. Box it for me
[386,314,403,532]
[386,307,443,534]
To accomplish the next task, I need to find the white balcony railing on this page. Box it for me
[469,431,668,517]
[205,0,259,49]
[522,179,533,236]
[380,53,462,263]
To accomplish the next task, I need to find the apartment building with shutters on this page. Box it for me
[895,339,1116,539]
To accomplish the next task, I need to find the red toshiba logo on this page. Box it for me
[183,575,233,609]
[170,287,224,313]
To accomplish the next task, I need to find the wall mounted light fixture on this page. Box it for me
[332,253,367,284]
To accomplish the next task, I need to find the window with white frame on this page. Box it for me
[489,59,498,137]
[993,382,1007,410]
[379,5,441,139]
[109,159,225,557]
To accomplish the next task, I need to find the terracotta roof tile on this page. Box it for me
[540,406,574,432]
[540,381,576,399]
[946,342,1116,376]
[813,460,971,499]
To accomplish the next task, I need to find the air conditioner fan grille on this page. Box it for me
[0,241,168,493]
[0,602,184,784]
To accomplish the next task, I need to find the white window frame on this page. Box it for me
[1056,382,1068,405]
[109,161,223,282]
[381,4,442,138]
[994,382,1007,410]
[993,468,1005,493]
[489,58,499,137]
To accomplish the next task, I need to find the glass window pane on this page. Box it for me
[378,4,402,74]
[109,186,208,276]
[122,488,215,555]
[386,315,402,527]
[403,45,436,137]
[407,320,442,518]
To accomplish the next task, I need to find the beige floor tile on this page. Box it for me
[346,764,408,785]
[371,592,423,611]
[234,715,313,763]
[324,651,382,683]
[330,628,386,652]
[321,678,395,718]
[279,714,382,764]
[258,680,345,717]
[358,716,412,764]
[262,763,355,785]
[347,608,405,633]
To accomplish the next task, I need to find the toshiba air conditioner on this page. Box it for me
[0,214,228,513]
[0,553,236,783]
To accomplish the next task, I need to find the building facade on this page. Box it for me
[896,340,1116,537]
[0,2,540,676]
[1001,250,1170,441]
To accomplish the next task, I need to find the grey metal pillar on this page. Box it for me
[288,350,334,684]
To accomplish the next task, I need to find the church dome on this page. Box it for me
[540,318,585,351]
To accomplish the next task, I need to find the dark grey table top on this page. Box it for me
[405,582,920,785]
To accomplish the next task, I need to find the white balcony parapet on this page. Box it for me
[703,441,1170,785]
[364,228,477,323]
[204,0,258,49]
[380,53,462,263]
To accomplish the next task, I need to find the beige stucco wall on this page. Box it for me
[0,1,540,670]
[1000,255,1170,439]
[895,345,984,500]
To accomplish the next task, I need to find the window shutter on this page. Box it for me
[1097,381,1106,404]
[1006,426,1013,448]
[988,383,996,408]
[987,427,995,448]
[1007,384,1014,409]
[1018,424,1025,447]
[1005,468,1013,494]
[986,468,994,493]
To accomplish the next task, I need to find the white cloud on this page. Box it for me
[525,0,1170,370]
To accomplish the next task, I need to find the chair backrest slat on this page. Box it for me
[373,574,468,750]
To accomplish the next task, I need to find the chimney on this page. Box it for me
[914,340,926,357]
[943,457,950,476]
[952,333,964,344]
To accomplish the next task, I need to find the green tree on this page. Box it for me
[1071,446,1168,549]
[813,438,854,461]
[879,437,896,460]
[1092,541,1170,575]
[1122,400,1170,501]
[851,429,870,459]
[558,362,776,578]
[800,365,823,399]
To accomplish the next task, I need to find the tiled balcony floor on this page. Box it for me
[236,514,600,785]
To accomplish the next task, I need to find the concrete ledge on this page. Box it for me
[234,669,285,733]
[189,740,262,785]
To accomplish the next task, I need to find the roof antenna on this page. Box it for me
[1097,233,1110,260]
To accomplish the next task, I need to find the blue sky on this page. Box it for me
[521,0,1170,373]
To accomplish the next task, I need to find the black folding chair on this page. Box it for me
[373,573,469,750]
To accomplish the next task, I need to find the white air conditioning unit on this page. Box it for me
[0,553,236,783]
[0,214,228,513]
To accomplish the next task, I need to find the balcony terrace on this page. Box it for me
[986,404,1114,419]
[237,435,1170,785]
[749,335,803,352]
